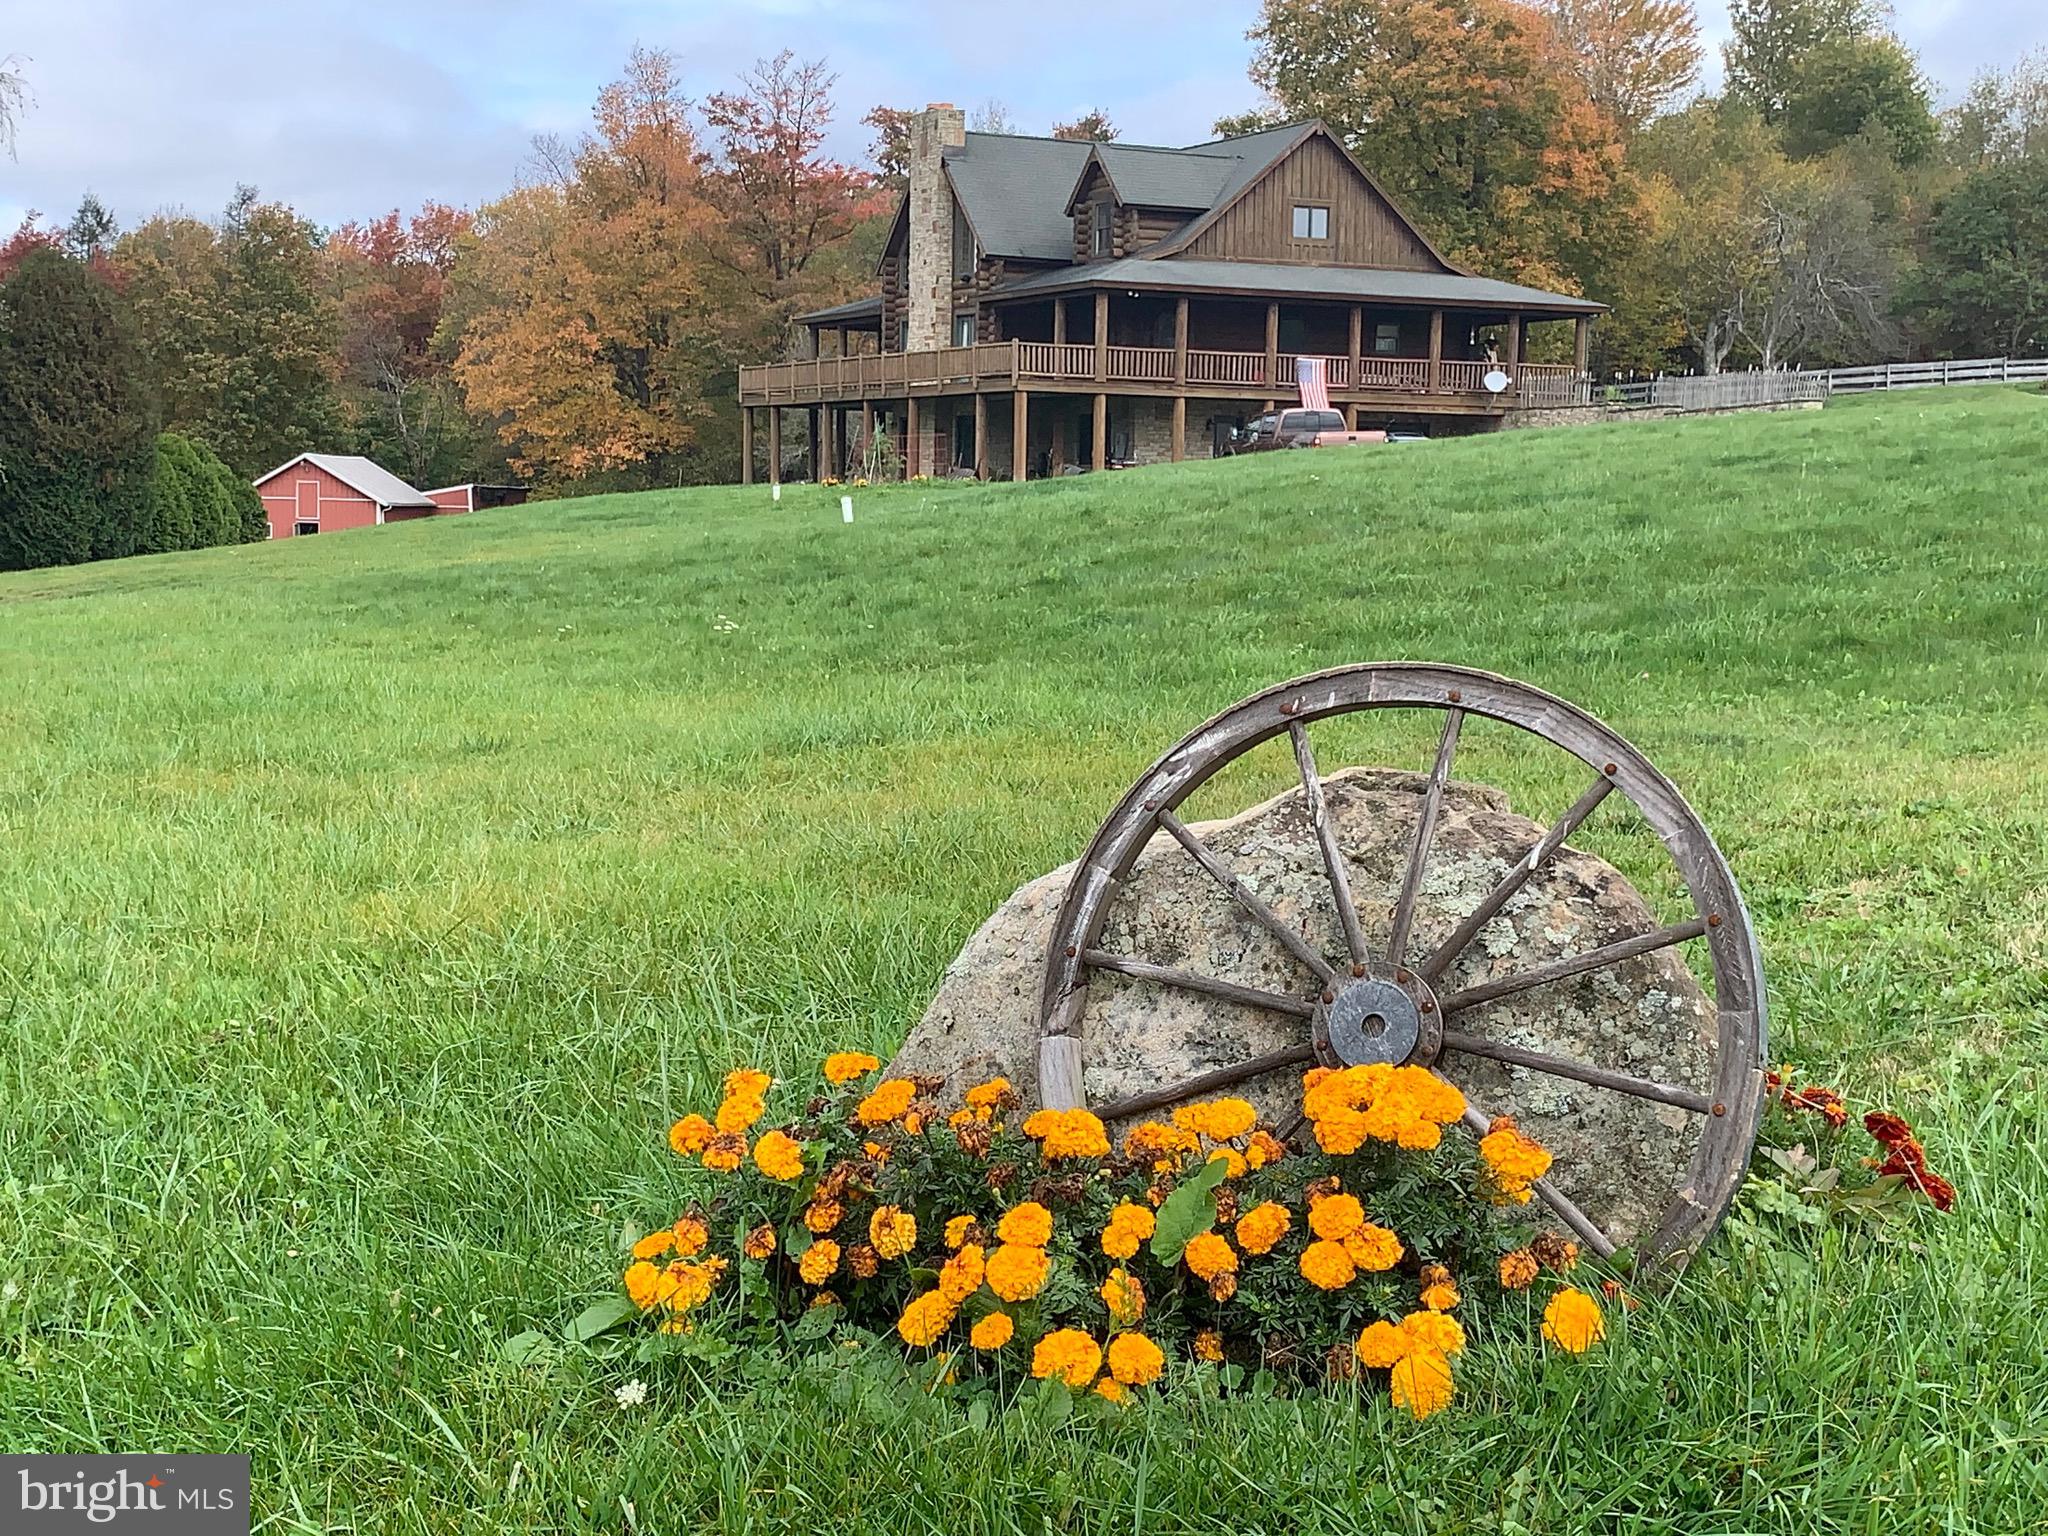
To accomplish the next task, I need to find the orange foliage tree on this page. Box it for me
[450,47,719,485]
[1541,0,1703,134]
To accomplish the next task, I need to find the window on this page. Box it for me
[1373,322,1402,356]
[293,520,319,536]
[1091,200,1114,257]
[1291,204,1330,241]
[953,313,977,347]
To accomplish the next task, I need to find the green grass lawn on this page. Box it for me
[2,388,2044,1532]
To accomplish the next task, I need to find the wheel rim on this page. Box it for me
[1036,662,1767,1271]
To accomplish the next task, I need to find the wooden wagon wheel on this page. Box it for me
[1037,663,1767,1270]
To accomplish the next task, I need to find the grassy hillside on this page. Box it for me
[2,388,2044,1532]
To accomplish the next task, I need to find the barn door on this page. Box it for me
[295,479,318,535]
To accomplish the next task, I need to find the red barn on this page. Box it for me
[253,454,437,539]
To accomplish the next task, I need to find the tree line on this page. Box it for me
[3,10,2046,569]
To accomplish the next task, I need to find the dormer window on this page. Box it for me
[1091,200,1114,257]
[1292,204,1330,240]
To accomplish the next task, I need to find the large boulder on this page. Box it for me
[890,767,1716,1245]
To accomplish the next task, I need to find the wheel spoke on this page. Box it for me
[1081,950,1316,1018]
[1419,774,1616,984]
[1288,720,1374,976]
[1458,1105,1617,1259]
[1439,918,1710,1016]
[1387,706,1464,969]
[1094,1043,1318,1121]
[1438,1029,1711,1113]
[1156,808,1338,985]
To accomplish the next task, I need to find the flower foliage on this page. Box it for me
[620,1058,1642,1416]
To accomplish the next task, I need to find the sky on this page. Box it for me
[3,0,2044,238]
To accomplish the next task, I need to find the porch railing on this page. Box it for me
[738,342,1579,406]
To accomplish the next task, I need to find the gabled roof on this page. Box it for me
[986,257,1605,316]
[942,133,1096,262]
[252,453,435,508]
[1063,143,1243,215]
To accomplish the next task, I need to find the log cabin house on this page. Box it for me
[737,106,1604,482]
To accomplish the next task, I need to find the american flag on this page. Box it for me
[1296,355,1331,412]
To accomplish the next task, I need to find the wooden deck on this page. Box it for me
[739,341,1584,410]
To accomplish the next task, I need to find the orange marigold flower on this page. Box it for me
[723,1068,771,1100]
[1207,1148,1248,1179]
[996,1201,1053,1249]
[667,1114,714,1156]
[896,1289,956,1347]
[1193,1329,1226,1363]
[1307,1192,1365,1241]
[1419,1264,1460,1312]
[868,1205,917,1260]
[1542,1287,1605,1353]
[798,1240,840,1286]
[1182,1231,1237,1281]
[1401,1309,1465,1358]
[1344,1223,1402,1272]
[1031,1108,1111,1159]
[965,1077,1015,1112]
[1208,1268,1238,1303]
[856,1079,917,1126]
[624,1260,665,1310]
[1106,1331,1165,1386]
[943,1214,979,1250]
[986,1243,1051,1302]
[970,1311,1015,1350]
[939,1243,985,1304]
[663,1256,727,1314]
[715,1094,765,1134]
[1245,1130,1287,1169]
[1031,1328,1102,1388]
[823,1052,880,1084]
[1100,1202,1156,1260]
[631,1230,676,1261]
[803,1199,843,1234]
[1354,1319,1406,1369]
[1173,1097,1257,1141]
[701,1133,746,1172]
[1021,1108,1057,1138]
[1300,1239,1356,1290]
[752,1129,806,1181]
[846,1243,880,1280]
[1123,1119,1200,1170]
[669,1216,709,1258]
[1864,1110,1916,1147]
[743,1223,777,1260]
[1100,1267,1145,1326]
[1498,1249,1539,1290]
[1531,1232,1579,1273]
[1093,1377,1129,1404]
[1390,1349,1455,1419]
[1234,1201,1292,1255]
[1478,1116,1553,1205]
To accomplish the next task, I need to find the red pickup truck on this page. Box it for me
[1227,409,1389,453]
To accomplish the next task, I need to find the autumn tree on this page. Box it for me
[1242,0,1641,295]
[449,47,720,485]
[863,105,913,185]
[1943,53,2048,167]
[703,50,877,340]
[1541,0,1701,133]
[325,203,493,486]
[1052,109,1119,142]
[1723,0,1880,122]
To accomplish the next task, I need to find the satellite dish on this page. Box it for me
[1483,368,1511,395]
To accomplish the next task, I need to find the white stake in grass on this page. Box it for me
[771,483,781,502]
[841,496,854,524]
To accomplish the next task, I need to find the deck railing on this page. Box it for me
[739,342,1575,405]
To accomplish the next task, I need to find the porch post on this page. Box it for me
[1092,392,1108,471]
[1265,301,1280,387]
[859,400,874,475]
[1428,310,1444,394]
[1505,311,1523,375]
[1051,410,1067,474]
[975,392,989,481]
[740,406,754,485]
[1172,396,1186,462]
[1174,296,1189,386]
[767,407,782,486]
[1347,304,1362,384]
[1574,315,1592,378]
[906,396,921,479]
[809,407,822,480]
[1013,389,1029,483]
[1053,300,1067,346]
[1094,291,1109,383]
[822,406,837,480]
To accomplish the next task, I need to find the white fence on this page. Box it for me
[1593,371,1828,411]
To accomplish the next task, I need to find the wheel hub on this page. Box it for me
[1314,971,1441,1068]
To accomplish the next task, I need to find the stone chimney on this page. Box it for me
[906,102,968,353]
